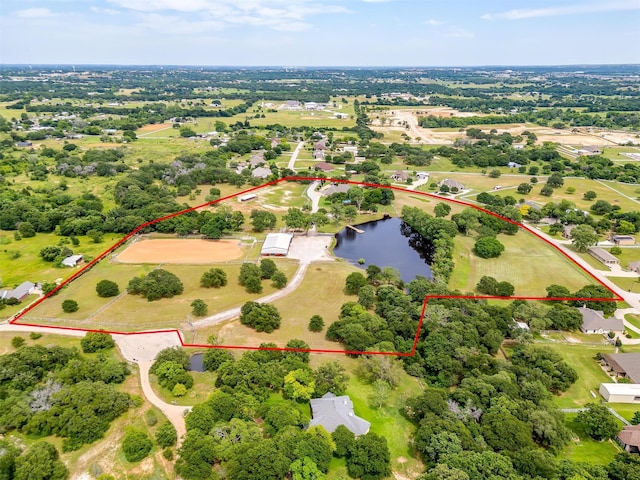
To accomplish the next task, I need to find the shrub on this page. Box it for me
[62,299,78,313]
[200,268,228,288]
[309,315,325,332]
[162,447,174,461]
[240,301,281,333]
[122,430,153,462]
[271,271,287,289]
[96,279,119,298]
[81,332,115,353]
[473,237,505,258]
[172,383,187,397]
[610,246,623,255]
[11,336,25,348]
[191,299,208,316]
[203,349,234,372]
[145,409,158,427]
[29,332,42,340]
[156,422,177,448]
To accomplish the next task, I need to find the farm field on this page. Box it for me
[449,231,597,296]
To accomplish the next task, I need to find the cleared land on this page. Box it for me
[449,231,597,296]
[116,238,245,264]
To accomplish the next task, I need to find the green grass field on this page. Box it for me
[562,413,622,465]
[206,261,360,350]
[448,231,597,296]
[0,231,124,286]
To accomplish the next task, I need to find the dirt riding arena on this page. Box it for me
[116,239,244,264]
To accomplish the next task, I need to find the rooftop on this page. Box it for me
[578,306,624,332]
[602,353,640,383]
[618,425,640,448]
[309,393,370,436]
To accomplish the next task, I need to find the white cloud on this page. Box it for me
[90,7,121,16]
[482,0,640,20]
[16,7,54,18]
[424,19,444,26]
[445,27,473,38]
[106,0,349,31]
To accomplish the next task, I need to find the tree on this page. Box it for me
[314,361,349,397]
[156,422,177,448]
[191,299,208,316]
[86,229,103,243]
[284,369,316,402]
[128,269,184,301]
[570,224,598,252]
[577,403,619,440]
[39,246,62,262]
[347,433,391,480]
[380,267,401,285]
[368,380,391,408]
[473,237,505,258]
[546,284,571,299]
[332,425,355,457]
[14,442,67,480]
[284,207,311,231]
[608,453,640,480]
[175,430,217,480]
[240,301,281,333]
[239,263,262,293]
[547,172,564,188]
[62,299,78,313]
[348,187,365,211]
[488,169,501,178]
[122,429,153,463]
[495,281,515,297]
[309,315,325,332]
[200,268,227,288]
[345,272,367,295]
[95,279,119,298]
[583,190,597,201]
[476,275,498,295]
[203,349,234,372]
[271,271,288,289]
[285,339,311,363]
[540,185,554,196]
[260,258,278,279]
[358,285,376,309]
[517,183,532,194]
[81,332,115,353]
[290,457,326,480]
[0,439,20,480]
[591,200,614,215]
[250,209,277,232]
[154,361,194,391]
[434,202,452,218]
[179,126,196,137]
[228,439,290,480]
[631,411,640,425]
[18,221,36,238]
[245,275,263,294]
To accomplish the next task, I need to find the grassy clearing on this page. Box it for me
[626,314,640,330]
[601,247,640,269]
[0,231,124,286]
[151,368,217,407]
[607,276,640,291]
[542,343,615,408]
[206,261,360,350]
[562,413,622,465]
[27,259,299,331]
[448,232,596,296]
[576,251,610,270]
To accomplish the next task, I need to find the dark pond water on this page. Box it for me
[333,217,433,283]
[189,353,205,372]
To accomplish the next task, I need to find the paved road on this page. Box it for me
[288,141,305,170]
[193,263,309,327]
[305,181,322,213]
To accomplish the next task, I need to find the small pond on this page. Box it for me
[333,217,433,283]
[189,353,205,372]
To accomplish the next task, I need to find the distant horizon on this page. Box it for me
[2,0,638,65]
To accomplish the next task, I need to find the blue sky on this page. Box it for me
[1,0,638,65]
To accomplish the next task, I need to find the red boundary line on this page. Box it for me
[9,176,623,356]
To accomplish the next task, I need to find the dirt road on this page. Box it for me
[393,111,437,144]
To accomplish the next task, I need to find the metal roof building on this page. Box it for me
[600,383,640,403]
[261,233,293,256]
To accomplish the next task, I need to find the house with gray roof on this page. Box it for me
[588,247,619,266]
[438,179,464,191]
[629,261,640,273]
[602,353,640,383]
[251,167,272,179]
[249,152,265,167]
[0,281,35,302]
[323,184,351,197]
[309,393,370,436]
[578,306,624,336]
[391,171,409,182]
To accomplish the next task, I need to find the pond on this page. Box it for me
[189,353,205,372]
[333,217,434,283]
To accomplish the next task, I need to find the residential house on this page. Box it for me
[0,281,35,302]
[313,150,325,160]
[577,146,602,156]
[323,184,351,197]
[562,224,577,239]
[283,100,301,110]
[507,161,522,168]
[251,167,272,179]
[629,261,640,273]
[438,179,465,191]
[308,392,370,436]
[343,145,358,156]
[588,247,619,267]
[249,152,265,167]
[617,425,640,453]
[601,353,640,383]
[315,162,334,172]
[391,171,409,182]
[314,140,327,151]
[578,306,624,336]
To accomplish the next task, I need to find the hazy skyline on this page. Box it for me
[1,0,639,66]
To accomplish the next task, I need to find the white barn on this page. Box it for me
[600,383,640,403]
[261,233,293,256]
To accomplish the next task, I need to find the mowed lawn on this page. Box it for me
[0,231,124,286]
[28,260,299,331]
[208,261,360,350]
[542,343,616,408]
[562,413,622,465]
[448,231,596,296]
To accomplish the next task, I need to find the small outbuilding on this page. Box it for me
[309,392,370,436]
[587,247,619,266]
[600,383,640,404]
[238,194,257,202]
[61,254,83,267]
[612,235,635,246]
[261,233,294,256]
